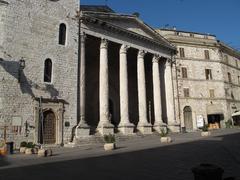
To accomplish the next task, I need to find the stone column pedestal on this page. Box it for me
[154,122,167,133]
[167,123,181,132]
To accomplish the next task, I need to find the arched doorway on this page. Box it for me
[183,106,193,131]
[42,110,56,144]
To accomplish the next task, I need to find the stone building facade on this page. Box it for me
[0,2,180,147]
[0,0,80,147]
[157,29,240,131]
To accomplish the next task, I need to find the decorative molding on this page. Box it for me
[100,38,108,49]
[120,44,130,54]
[137,50,146,59]
[152,54,160,63]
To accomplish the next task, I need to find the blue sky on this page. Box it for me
[81,0,240,50]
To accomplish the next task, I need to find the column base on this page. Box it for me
[118,123,134,135]
[168,122,181,133]
[75,123,90,138]
[97,123,114,135]
[153,123,167,133]
[138,123,152,134]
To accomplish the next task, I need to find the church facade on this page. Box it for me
[0,1,180,147]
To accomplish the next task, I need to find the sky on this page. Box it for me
[80,0,240,50]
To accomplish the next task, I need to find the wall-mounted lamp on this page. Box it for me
[18,57,25,83]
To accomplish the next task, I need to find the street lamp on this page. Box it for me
[18,57,25,83]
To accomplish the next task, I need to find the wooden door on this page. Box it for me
[43,110,56,144]
[184,106,193,131]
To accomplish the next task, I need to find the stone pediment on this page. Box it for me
[82,11,174,50]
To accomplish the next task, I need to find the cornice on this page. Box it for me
[80,13,177,53]
[0,0,8,5]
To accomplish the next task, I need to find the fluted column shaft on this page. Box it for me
[119,45,131,125]
[79,32,88,126]
[152,55,163,125]
[99,39,110,125]
[137,50,148,125]
[165,59,175,124]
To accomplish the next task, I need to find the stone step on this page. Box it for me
[73,131,160,147]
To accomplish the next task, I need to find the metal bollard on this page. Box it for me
[192,163,224,180]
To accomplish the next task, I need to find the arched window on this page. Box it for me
[59,23,66,45]
[44,59,52,83]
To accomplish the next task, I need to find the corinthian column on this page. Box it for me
[165,58,180,132]
[118,44,134,134]
[152,55,165,132]
[137,50,152,134]
[98,38,113,135]
[76,32,90,138]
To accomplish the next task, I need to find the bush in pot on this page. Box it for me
[160,128,172,143]
[19,141,27,153]
[201,124,211,136]
[25,142,35,155]
[103,134,116,150]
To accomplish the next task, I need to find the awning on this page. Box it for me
[232,111,240,117]
[207,104,223,115]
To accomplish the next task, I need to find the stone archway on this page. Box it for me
[183,106,193,131]
[42,110,56,144]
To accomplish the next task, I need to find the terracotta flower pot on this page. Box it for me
[20,147,26,153]
[104,143,116,151]
[160,137,172,143]
[25,148,33,155]
[201,131,211,137]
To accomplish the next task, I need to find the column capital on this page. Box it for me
[152,54,160,63]
[138,50,146,59]
[165,58,172,66]
[120,44,130,54]
[100,38,108,49]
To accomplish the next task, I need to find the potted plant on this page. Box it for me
[103,134,116,151]
[25,142,35,155]
[160,128,172,143]
[19,141,27,153]
[201,124,211,136]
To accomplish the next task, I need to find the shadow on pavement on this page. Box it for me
[0,156,10,167]
[0,132,240,180]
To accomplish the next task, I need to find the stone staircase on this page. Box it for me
[71,130,160,147]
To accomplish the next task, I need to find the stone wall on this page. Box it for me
[0,0,79,147]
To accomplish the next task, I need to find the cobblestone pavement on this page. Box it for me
[0,128,240,180]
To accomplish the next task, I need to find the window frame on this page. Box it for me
[205,69,213,80]
[44,58,53,83]
[179,47,185,58]
[181,67,188,78]
[59,23,67,45]
[204,50,210,60]
[183,88,190,97]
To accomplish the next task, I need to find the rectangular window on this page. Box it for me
[183,88,190,97]
[228,72,232,83]
[204,50,210,59]
[205,69,212,80]
[179,48,185,58]
[181,67,188,78]
[224,55,228,64]
[209,89,215,98]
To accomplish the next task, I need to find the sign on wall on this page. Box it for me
[12,116,22,126]
[196,115,204,128]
